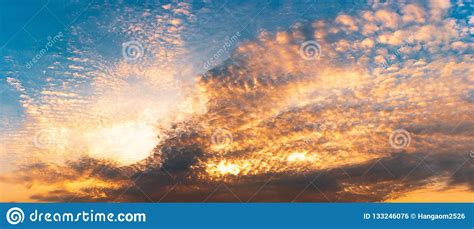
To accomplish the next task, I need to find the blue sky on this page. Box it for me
[1,0,333,126]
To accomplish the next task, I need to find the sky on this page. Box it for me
[0,0,473,202]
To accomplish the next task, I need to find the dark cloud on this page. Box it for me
[25,145,473,202]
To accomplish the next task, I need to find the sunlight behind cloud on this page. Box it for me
[86,122,157,164]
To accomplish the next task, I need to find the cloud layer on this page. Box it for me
[0,0,473,202]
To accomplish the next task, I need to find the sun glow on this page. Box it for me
[86,121,158,164]
[216,161,241,175]
[287,151,309,162]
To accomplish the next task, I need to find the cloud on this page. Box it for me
[1,1,472,202]
[375,9,400,29]
[402,4,427,24]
